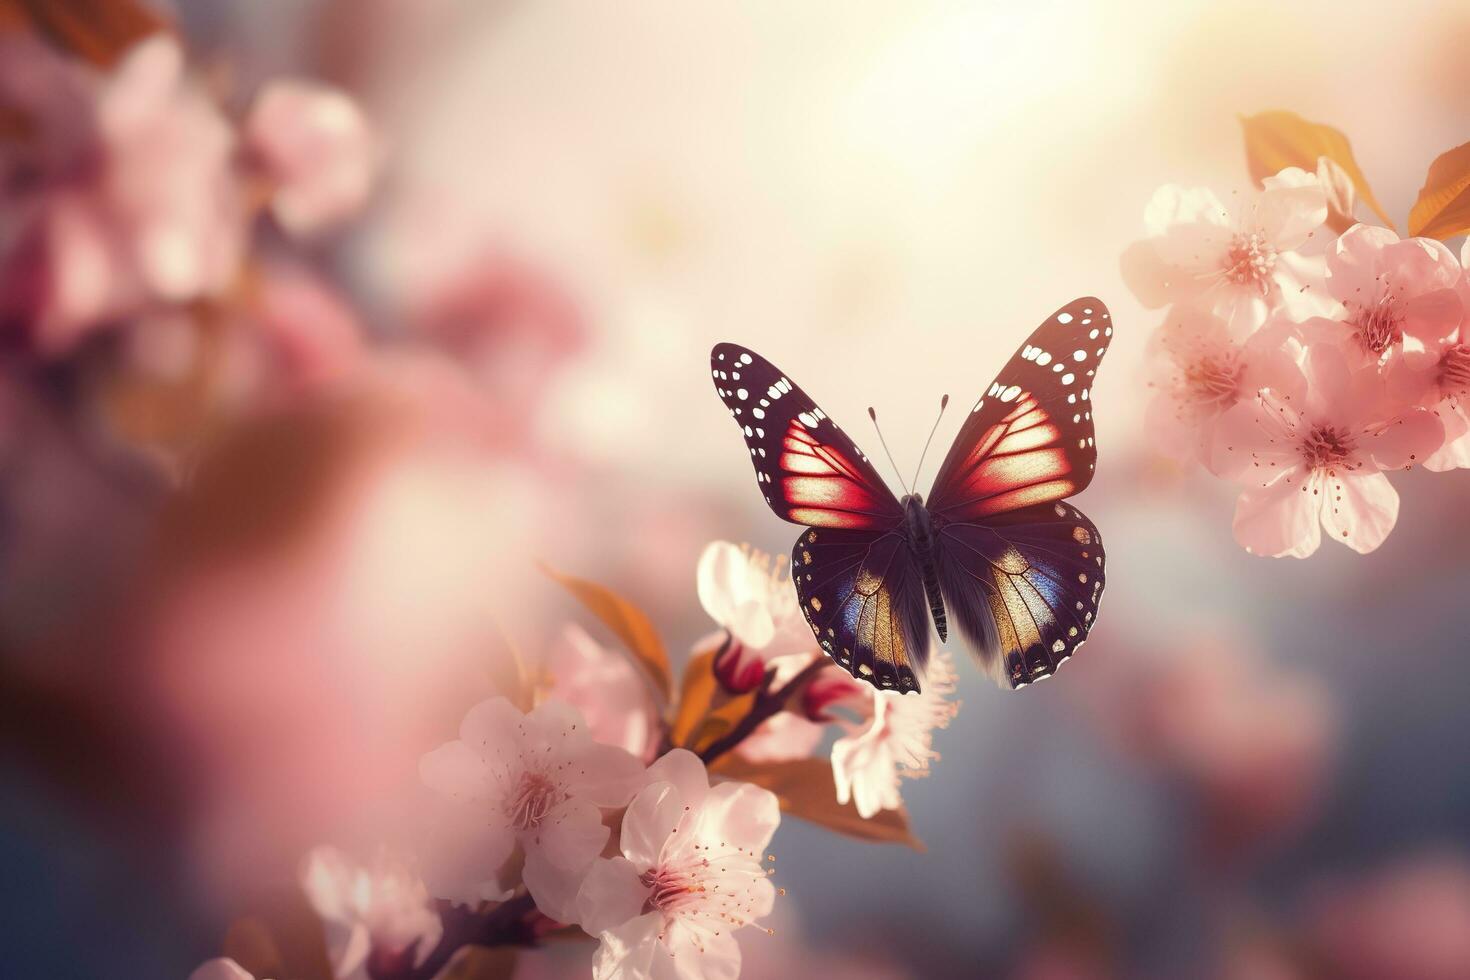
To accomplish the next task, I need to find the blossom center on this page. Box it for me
[1182,353,1243,406]
[1346,293,1403,356]
[639,844,777,929]
[504,770,563,831]
[1300,424,1356,470]
[1220,233,1277,293]
[1440,344,1470,396]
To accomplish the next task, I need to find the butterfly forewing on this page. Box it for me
[926,298,1112,522]
[710,343,902,529]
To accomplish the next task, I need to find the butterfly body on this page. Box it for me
[712,297,1111,694]
[900,493,949,643]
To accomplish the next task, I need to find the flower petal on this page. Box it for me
[591,911,663,980]
[532,797,610,872]
[1400,288,1463,347]
[189,960,255,980]
[655,922,742,980]
[578,857,652,938]
[1253,179,1327,250]
[1232,472,1322,558]
[419,740,492,802]
[458,697,527,756]
[524,845,594,924]
[563,741,647,807]
[1209,398,1300,481]
[703,781,781,853]
[1363,408,1444,470]
[621,781,686,870]
[645,748,710,810]
[1320,471,1399,554]
[696,541,750,627]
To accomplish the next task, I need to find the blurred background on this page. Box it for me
[4,1,1470,977]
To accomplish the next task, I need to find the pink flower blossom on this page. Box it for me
[831,651,959,818]
[299,846,443,980]
[1316,223,1463,365]
[538,624,660,762]
[189,961,261,980]
[1122,635,1334,857]
[697,541,815,693]
[244,79,376,237]
[0,35,245,353]
[419,697,644,921]
[1211,342,1442,556]
[1120,171,1329,336]
[576,749,779,980]
[1305,852,1470,980]
[1144,306,1304,464]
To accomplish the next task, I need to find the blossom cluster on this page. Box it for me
[1123,155,1470,557]
[0,23,959,980]
[188,540,959,980]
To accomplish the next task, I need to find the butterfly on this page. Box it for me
[710,297,1111,694]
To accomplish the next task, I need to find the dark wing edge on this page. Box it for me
[926,297,1112,522]
[936,501,1105,690]
[711,343,902,530]
[791,527,932,693]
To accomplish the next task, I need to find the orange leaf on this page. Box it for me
[713,756,925,851]
[221,886,334,980]
[1408,140,1470,241]
[1,0,172,67]
[542,565,673,703]
[670,650,718,746]
[1240,110,1394,230]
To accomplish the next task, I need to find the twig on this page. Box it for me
[368,893,539,980]
[698,657,830,766]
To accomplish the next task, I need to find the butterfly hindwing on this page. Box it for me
[927,298,1112,522]
[791,527,931,693]
[711,343,902,530]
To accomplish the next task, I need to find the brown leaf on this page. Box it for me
[1240,110,1393,230]
[541,565,673,703]
[0,0,172,67]
[433,945,519,980]
[670,650,718,747]
[221,886,334,980]
[1408,140,1470,241]
[712,756,925,851]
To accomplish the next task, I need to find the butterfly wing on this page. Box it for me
[926,298,1112,522]
[936,501,1104,689]
[711,343,902,529]
[926,298,1113,689]
[792,527,931,693]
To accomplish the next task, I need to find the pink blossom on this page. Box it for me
[697,541,815,693]
[419,697,645,921]
[1143,306,1304,464]
[538,624,660,762]
[0,35,245,353]
[1211,342,1442,556]
[244,79,376,237]
[1316,223,1463,365]
[576,749,779,980]
[299,846,443,980]
[1122,635,1335,857]
[831,651,959,818]
[189,961,261,980]
[1305,853,1470,980]
[733,655,860,764]
[1120,171,1329,336]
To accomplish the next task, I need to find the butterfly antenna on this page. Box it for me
[910,394,949,491]
[867,406,911,495]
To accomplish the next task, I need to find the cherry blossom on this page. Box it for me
[696,541,815,692]
[0,35,244,353]
[189,961,261,980]
[244,79,376,237]
[1120,170,1329,337]
[1305,853,1470,980]
[733,656,863,764]
[1314,223,1463,366]
[1144,305,1305,464]
[299,846,443,980]
[419,697,645,922]
[538,623,660,761]
[576,749,779,980]
[1211,341,1442,557]
[830,651,959,819]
